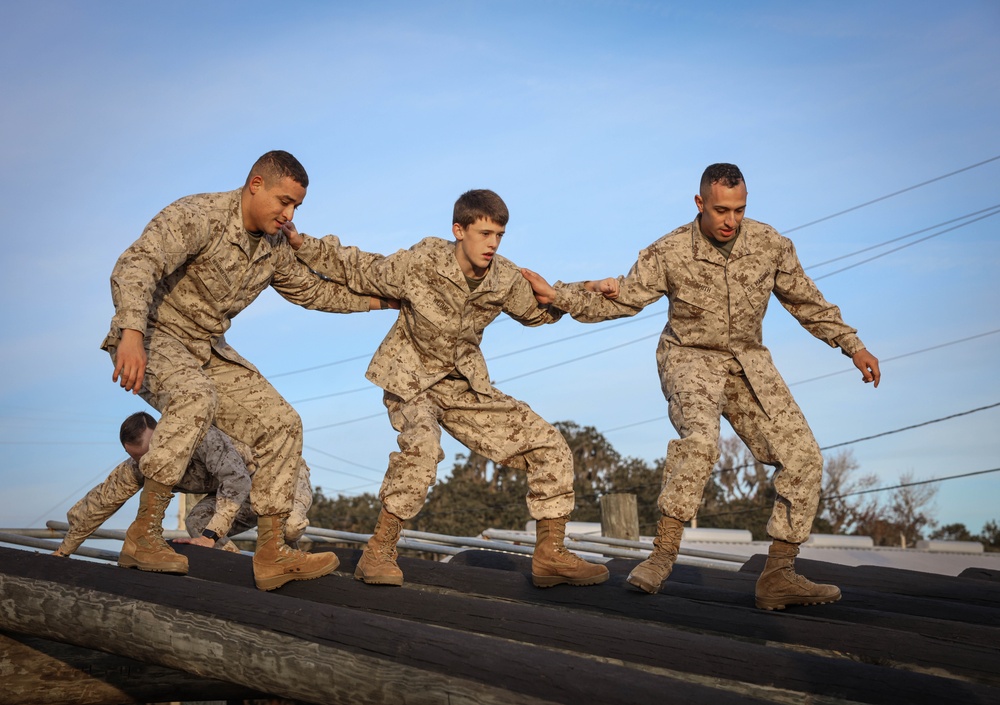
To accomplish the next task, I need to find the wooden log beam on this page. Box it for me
[174,545,1000,705]
[0,546,774,705]
[0,630,263,705]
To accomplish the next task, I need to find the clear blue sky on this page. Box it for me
[2,1,998,537]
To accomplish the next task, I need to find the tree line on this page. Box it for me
[308,421,1000,551]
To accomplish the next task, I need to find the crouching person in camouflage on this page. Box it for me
[103,151,392,590]
[523,164,881,610]
[53,412,314,557]
[286,189,609,589]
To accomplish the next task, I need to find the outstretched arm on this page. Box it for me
[852,349,881,388]
[585,277,619,299]
[520,268,557,304]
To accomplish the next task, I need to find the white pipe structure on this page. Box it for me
[482,529,747,572]
[567,532,750,564]
[0,531,119,562]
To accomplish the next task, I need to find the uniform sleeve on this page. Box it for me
[58,460,143,555]
[295,233,408,300]
[503,268,564,327]
[109,199,212,334]
[268,240,374,314]
[195,428,253,538]
[772,238,864,355]
[552,246,667,322]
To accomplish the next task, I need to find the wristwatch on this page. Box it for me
[202,528,220,542]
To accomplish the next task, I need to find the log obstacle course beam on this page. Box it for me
[0,546,776,705]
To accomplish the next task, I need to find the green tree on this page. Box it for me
[930,523,976,542]
[308,486,381,533]
[979,520,1000,552]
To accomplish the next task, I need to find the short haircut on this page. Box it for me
[700,163,745,197]
[246,150,309,188]
[453,189,509,228]
[120,411,157,446]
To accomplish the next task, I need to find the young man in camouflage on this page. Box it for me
[285,189,609,588]
[104,150,391,590]
[53,412,314,557]
[522,164,881,609]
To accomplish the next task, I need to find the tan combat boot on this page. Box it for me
[532,516,610,588]
[355,508,405,586]
[755,539,841,610]
[253,514,339,591]
[627,515,684,594]
[118,479,189,574]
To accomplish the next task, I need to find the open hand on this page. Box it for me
[520,268,556,304]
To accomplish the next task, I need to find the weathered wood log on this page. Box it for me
[0,630,263,705]
[960,566,1000,583]
[177,545,1000,705]
[599,493,639,540]
[741,553,1000,608]
[431,549,1000,689]
[0,547,775,705]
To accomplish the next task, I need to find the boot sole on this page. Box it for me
[755,593,842,610]
[255,560,338,591]
[118,556,188,575]
[532,572,610,588]
[354,570,403,586]
[626,574,663,594]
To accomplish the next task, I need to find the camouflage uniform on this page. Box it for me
[102,189,371,517]
[183,452,315,545]
[553,217,866,543]
[295,235,575,520]
[58,427,314,554]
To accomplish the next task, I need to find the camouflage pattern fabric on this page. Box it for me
[381,378,575,520]
[553,217,865,543]
[296,235,562,401]
[61,427,258,554]
[296,235,573,519]
[186,458,314,546]
[102,190,370,518]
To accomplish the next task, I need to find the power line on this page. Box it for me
[265,160,999,383]
[823,467,1000,502]
[787,328,1000,386]
[804,204,1000,270]
[783,155,1000,234]
[813,208,1000,281]
[696,466,1000,521]
[820,402,1000,451]
[600,329,1000,432]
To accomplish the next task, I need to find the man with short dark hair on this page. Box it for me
[104,151,390,590]
[54,412,314,557]
[523,164,880,609]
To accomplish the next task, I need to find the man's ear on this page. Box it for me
[452,222,465,241]
[248,174,265,194]
[694,193,704,214]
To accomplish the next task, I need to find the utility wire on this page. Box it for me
[783,155,1000,233]
[695,466,1000,520]
[267,159,999,382]
[805,204,1000,269]
[813,208,1000,281]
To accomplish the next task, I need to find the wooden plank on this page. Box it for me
[0,547,774,705]
[0,630,263,705]
[171,545,1000,705]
